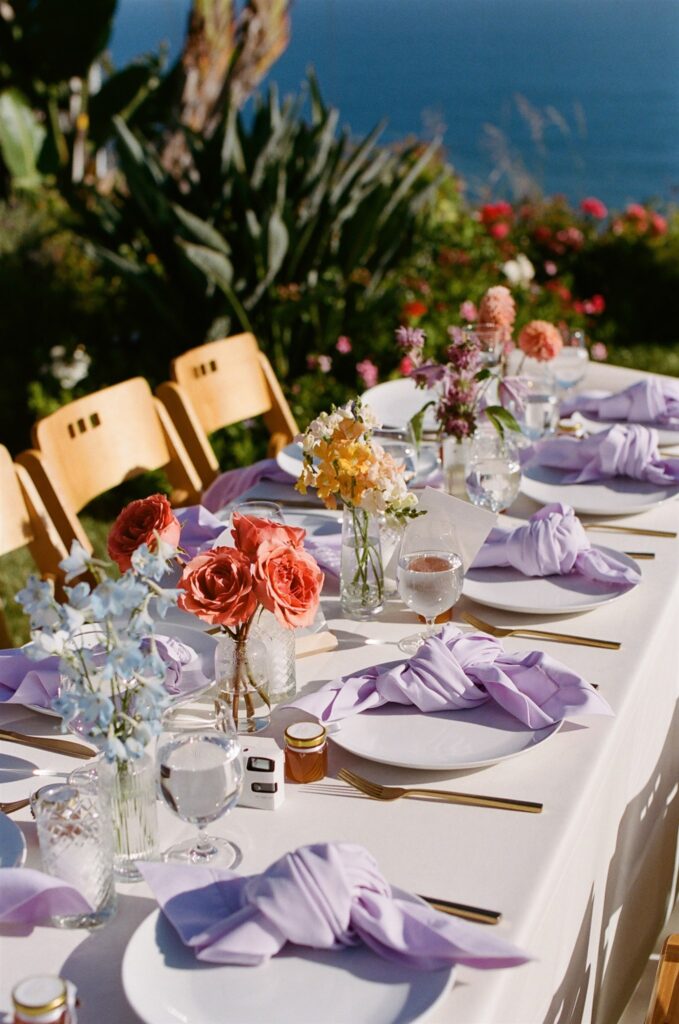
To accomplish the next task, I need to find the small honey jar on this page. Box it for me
[284,722,328,783]
[12,976,77,1024]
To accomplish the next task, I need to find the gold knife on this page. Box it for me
[584,524,676,539]
[419,895,501,925]
[0,729,95,760]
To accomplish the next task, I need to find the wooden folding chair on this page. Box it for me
[156,333,299,491]
[0,444,69,646]
[17,377,202,557]
[645,934,679,1024]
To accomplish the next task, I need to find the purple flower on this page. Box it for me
[395,325,426,351]
[411,361,447,388]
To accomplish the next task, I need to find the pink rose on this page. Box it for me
[232,512,305,560]
[107,494,180,572]
[489,222,510,240]
[580,197,608,219]
[178,547,257,626]
[254,542,324,628]
[336,336,352,354]
[518,320,563,362]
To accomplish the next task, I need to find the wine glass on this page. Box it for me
[552,330,590,395]
[464,323,504,369]
[396,510,464,654]
[372,427,417,481]
[157,701,244,867]
[465,429,521,513]
[231,500,284,525]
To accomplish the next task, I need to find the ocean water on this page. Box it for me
[110,0,679,207]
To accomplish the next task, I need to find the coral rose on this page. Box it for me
[518,320,563,362]
[254,542,323,629]
[231,512,305,560]
[178,547,257,626]
[107,494,180,572]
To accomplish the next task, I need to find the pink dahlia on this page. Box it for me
[478,286,516,340]
[518,320,563,362]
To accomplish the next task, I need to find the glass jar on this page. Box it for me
[12,976,77,1024]
[284,722,328,783]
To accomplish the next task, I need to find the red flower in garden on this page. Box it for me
[573,294,605,316]
[480,201,513,224]
[532,225,552,244]
[399,355,414,376]
[489,222,510,240]
[402,300,428,320]
[650,212,668,236]
[580,197,608,219]
[545,281,572,303]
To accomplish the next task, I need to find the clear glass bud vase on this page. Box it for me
[340,505,384,619]
[215,628,272,733]
[112,752,158,882]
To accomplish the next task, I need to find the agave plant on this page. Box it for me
[76,71,443,378]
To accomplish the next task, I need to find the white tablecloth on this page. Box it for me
[1,362,678,1024]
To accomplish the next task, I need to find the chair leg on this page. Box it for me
[645,934,679,1024]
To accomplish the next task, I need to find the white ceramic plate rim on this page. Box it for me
[520,464,679,516]
[122,892,453,1024]
[330,705,561,771]
[463,545,639,615]
[27,624,217,718]
[0,811,27,867]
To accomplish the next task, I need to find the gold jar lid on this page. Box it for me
[12,976,67,1016]
[284,721,327,749]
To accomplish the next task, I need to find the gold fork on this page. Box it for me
[337,768,542,813]
[461,611,621,650]
[0,729,95,759]
[584,523,676,539]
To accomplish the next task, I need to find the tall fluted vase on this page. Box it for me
[340,505,384,619]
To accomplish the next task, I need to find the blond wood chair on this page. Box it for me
[17,377,202,557]
[156,333,299,490]
[645,935,679,1024]
[0,444,69,646]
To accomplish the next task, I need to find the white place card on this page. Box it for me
[416,488,497,569]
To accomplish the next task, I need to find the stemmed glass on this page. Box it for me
[157,700,244,868]
[372,427,418,480]
[464,323,504,369]
[396,511,464,654]
[552,330,590,396]
[231,500,284,525]
[465,429,521,512]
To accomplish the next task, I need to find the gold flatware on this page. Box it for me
[337,768,542,814]
[584,523,676,539]
[624,551,655,560]
[0,798,30,814]
[419,895,501,925]
[461,611,621,651]
[0,729,95,760]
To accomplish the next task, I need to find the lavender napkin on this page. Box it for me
[141,843,529,970]
[526,424,679,485]
[176,505,226,558]
[0,869,91,929]
[0,635,212,707]
[561,378,679,428]
[472,503,640,588]
[202,459,293,513]
[288,624,611,730]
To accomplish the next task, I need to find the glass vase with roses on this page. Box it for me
[178,513,323,733]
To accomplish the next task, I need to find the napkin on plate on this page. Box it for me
[526,424,679,486]
[0,868,92,928]
[471,503,640,588]
[141,843,529,970]
[0,634,212,707]
[287,624,611,730]
[176,505,227,558]
[561,378,679,428]
[202,459,294,513]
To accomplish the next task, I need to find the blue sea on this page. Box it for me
[110,0,679,208]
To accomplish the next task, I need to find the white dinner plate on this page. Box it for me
[122,897,453,1024]
[463,545,639,615]
[520,463,679,516]
[0,812,27,867]
[330,702,560,771]
[28,624,217,718]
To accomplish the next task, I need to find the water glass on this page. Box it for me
[552,330,590,394]
[231,500,284,525]
[158,701,244,868]
[34,782,117,929]
[464,323,505,369]
[397,550,463,653]
[519,380,560,441]
[372,427,417,480]
[465,430,521,513]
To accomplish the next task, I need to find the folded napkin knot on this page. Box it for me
[141,842,529,970]
[472,503,640,587]
[528,424,679,486]
[562,378,679,427]
[288,624,611,730]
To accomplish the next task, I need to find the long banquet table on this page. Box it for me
[1,361,679,1024]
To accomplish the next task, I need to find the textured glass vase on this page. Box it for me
[340,506,384,619]
[112,752,158,882]
[215,628,272,733]
[255,609,296,704]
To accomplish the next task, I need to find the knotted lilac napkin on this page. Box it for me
[561,378,679,428]
[526,424,679,485]
[140,843,529,970]
[472,503,640,588]
[202,458,293,513]
[288,624,611,730]
[176,505,226,558]
[0,635,212,707]
[0,869,92,929]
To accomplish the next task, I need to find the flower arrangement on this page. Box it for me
[295,399,419,520]
[178,513,323,725]
[17,525,181,763]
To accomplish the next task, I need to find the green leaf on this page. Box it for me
[484,405,522,437]
[0,89,45,188]
[172,204,231,255]
[408,401,436,449]
[179,241,253,333]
